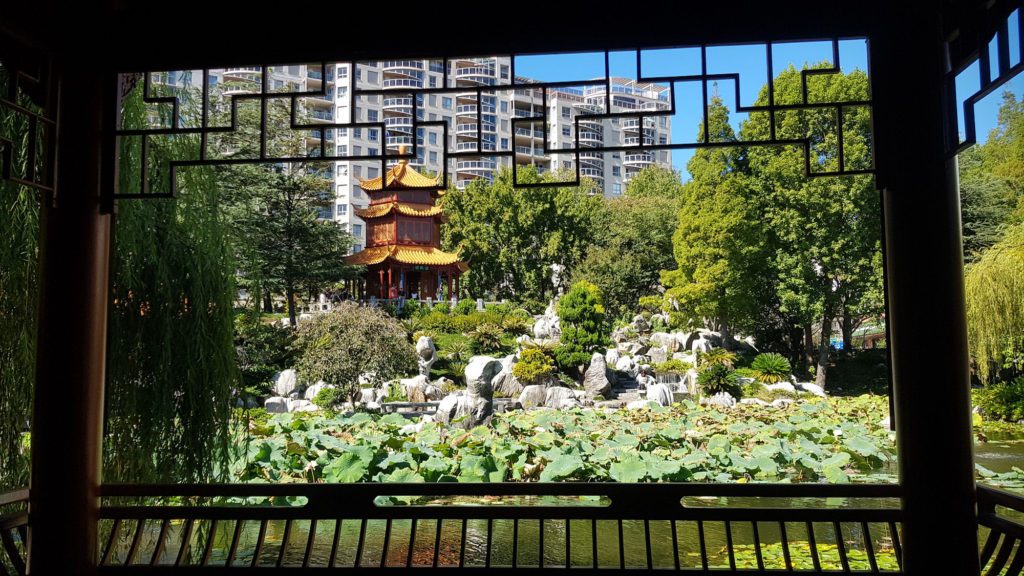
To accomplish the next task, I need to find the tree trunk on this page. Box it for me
[719,316,733,351]
[803,323,815,369]
[262,291,273,314]
[841,312,854,355]
[286,282,297,328]
[815,315,831,388]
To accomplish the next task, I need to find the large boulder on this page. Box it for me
[683,368,700,395]
[403,375,442,403]
[765,382,797,394]
[271,369,298,396]
[631,315,651,333]
[619,341,648,356]
[287,399,317,413]
[264,397,289,413]
[610,326,632,344]
[499,353,519,374]
[544,386,579,410]
[605,348,620,368]
[615,355,637,378]
[583,352,612,399]
[492,371,524,398]
[359,387,386,404]
[416,336,438,377]
[646,383,674,407]
[705,391,737,409]
[518,385,549,410]
[796,382,827,397]
[304,381,333,402]
[434,391,493,430]
[648,346,668,366]
[649,332,679,353]
[465,356,502,397]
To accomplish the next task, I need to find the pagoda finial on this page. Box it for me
[398,144,409,166]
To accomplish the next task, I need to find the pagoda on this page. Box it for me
[345,146,467,300]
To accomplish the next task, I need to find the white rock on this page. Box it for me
[399,421,426,435]
[287,399,317,412]
[626,399,657,409]
[648,346,668,366]
[631,314,651,333]
[304,381,332,401]
[771,398,794,408]
[416,336,438,377]
[615,355,635,373]
[271,369,298,396]
[583,352,611,398]
[364,401,382,411]
[518,385,548,410]
[605,348,620,367]
[491,370,524,398]
[796,382,827,397]
[706,392,737,409]
[465,356,502,397]
[741,398,771,407]
[765,382,797,394]
[264,396,289,413]
[359,387,385,404]
[500,353,519,374]
[544,386,578,410]
[879,415,892,430]
[646,383,673,407]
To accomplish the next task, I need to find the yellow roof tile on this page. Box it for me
[357,158,441,191]
[345,245,464,267]
[355,202,445,219]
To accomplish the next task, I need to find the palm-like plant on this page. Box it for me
[750,352,792,384]
[697,347,737,372]
[444,341,471,362]
[468,323,505,353]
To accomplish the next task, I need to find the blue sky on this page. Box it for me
[515,38,1022,180]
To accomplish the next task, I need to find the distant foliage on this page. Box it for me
[234,314,296,397]
[750,352,792,384]
[453,299,476,316]
[975,377,1024,422]
[555,281,608,370]
[431,302,451,315]
[467,323,505,354]
[293,303,415,402]
[513,348,556,385]
[966,223,1024,383]
[697,364,742,398]
[655,359,693,374]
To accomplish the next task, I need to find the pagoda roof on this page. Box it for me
[356,157,442,192]
[355,202,445,219]
[345,245,467,271]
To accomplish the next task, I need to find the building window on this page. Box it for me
[429,94,437,107]
[612,166,621,177]
[337,184,346,196]
[429,151,437,163]
[442,96,452,109]
[354,166,361,178]
[338,86,348,99]
[368,71,378,83]
[429,76,437,88]
[562,126,571,137]
[659,117,667,127]
[613,183,621,195]
[353,145,362,155]
[369,148,378,156]
[337,204,348,216]
[355,69,361,81]
[500,65,509,79]
[429,113,437,121]
[338,66,348,78]
[563,161,571,169]
[353,224,362,236]
[338,144,348,155]
[368,128,378,141]
[354,128,361,139]
[659,135,667,145]
[429,132,437,145]
[352,243,362,253]
[501,137,509,150]
[500,101,508,113]
[561,106,570,118]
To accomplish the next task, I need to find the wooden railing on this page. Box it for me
[978,485,1024,576]
[94,483,904,572]
[0,489,28,576]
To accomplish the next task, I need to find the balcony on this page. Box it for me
[624,153,655,167]
[624,136,654,146]
[456,159,496,173]
[309,109,334,122]
[382,78,423,89]
[383,98,413,111]
[579,130,603,144]
[515,127,545,139]
[384,116,413,130]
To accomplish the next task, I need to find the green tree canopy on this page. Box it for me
[966,222,1024,383]
[555,280,608,372]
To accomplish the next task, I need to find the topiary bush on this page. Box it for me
[697,363,742,398]
[555,281,608,372]
[513,348,555,385]
[420,311,454,333]
[975,377,1024,421]
[750,352,792,384]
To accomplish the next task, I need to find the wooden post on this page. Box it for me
[29,67,111,576]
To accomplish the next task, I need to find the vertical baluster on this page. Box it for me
[275,519,292,568]
[302,519,317,568]
[201,520,219,567]
[779,522,792,571]
[380,518,393,567]
[0,549,10,576]
[125,518,146,565]
[433,519,443,568]
[225,520,244,567]
[617,519,625,570]
[407,519,418,567]
[100,518,123,566]
[806,522,821,572]
[987,534,1016,575]
[565,518,571,569]
[0,529,23,576]
[328,519,342,568]
[150,519,171,566]
[251,520,268,568]
[512,519,519,569]
[888,522,903,572]
[725,520,736,570]
[539,519,545,569]
[485,518,492,568]
[354,519,368,568]
[671,520,680,571]
[644,519,652,570]
[752,521,764,570]
[459,519,467,568]
[861,522,878,573]
[833,521,850,572]
[1003,543,1024,576]
[697,521,709,572]
[591,518,598,569]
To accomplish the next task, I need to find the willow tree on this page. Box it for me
[104,77,238,483]
[966,223,1024,383]
[0,67,41,489]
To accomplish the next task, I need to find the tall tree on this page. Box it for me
[441,166,602,303]
[661,94,764,346]
[741,64,880,384]
[966,222,1024,383]
[213,80,356,327]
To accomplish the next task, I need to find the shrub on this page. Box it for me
[293,302,415,403]
[637,295,663,313]
[520,337,559,356]
[412,329,438,343]
[655,359,693,374]
[314,386,346,410]
[975,377,1024,421]
[750,352,792,384]
[234,313,295,397]
[501,314,530,336]
[733,367,756,379]
[443,341,471,362]
[400,317,423,341]
[697,347,737,373]
[468,323,505,354]
[420,311,454,333]
[485,303,511,316]
[509,307,533,319]
[450,311,504,333]
[513,348,556,385]
[453,298,476,315]
[697,364,742,397]
[400,299,422,319]
[431,302,451,315]
[555,281,608,371]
